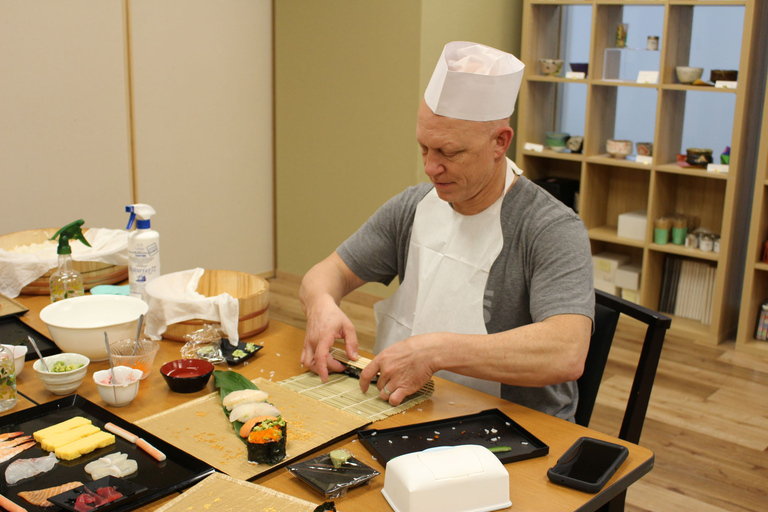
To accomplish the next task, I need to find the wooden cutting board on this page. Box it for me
[136,378,370,481]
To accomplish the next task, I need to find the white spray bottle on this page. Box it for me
[125,204,161,298]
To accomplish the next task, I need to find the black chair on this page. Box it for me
[575,290,672,511]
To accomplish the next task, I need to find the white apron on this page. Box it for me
[374,158,523,397]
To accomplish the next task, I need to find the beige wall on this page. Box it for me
[0,0,274,277]
[275,0,524,296]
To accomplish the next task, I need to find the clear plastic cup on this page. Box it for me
[109,338,160,380]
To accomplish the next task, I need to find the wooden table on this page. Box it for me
[7,294,654,512]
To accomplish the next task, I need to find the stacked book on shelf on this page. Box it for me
[659,256,716,325]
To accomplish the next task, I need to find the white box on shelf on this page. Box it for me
[594,278,620,296]
[615,264,642,291]
[618,210,647,241]
[593,252,630,283]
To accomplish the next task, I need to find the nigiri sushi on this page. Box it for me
[229,401,281,423]
[222,389,269,410]
[5,452,58,485]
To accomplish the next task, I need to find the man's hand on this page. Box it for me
[301,295,359,382]
[299,251,367,382]
[359,334,438,405]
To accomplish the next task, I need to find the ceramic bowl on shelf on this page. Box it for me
[636,142,653,157]
[569,62,589,76]
[160,359,214,393]
[538,59,563,77]
[710,69,738,82]
[566,136,584,153]
[606,139,633,159]
[686,148,713,167]
[545,132,570,152]
[675,66,703,84]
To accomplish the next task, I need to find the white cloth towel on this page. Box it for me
[0,228,128,298]
[143,268,240,344]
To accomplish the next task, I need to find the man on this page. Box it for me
[300,42,594,421]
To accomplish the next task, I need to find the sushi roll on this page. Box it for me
[246,417,287,465]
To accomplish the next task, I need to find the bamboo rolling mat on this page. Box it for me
[155,473,320,512]
[279,348,434,422]
[135,378,369,481]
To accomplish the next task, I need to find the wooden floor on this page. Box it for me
[267,273,768,512]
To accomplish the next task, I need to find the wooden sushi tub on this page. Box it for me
[0,228,128,295]
[162,269,269,342]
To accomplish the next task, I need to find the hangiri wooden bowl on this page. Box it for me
[0,228,128,295]
[162,269,269,342]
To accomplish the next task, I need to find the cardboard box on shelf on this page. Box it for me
[618,210,648,241]
[593,252,631,282]
[621,288,640,304]
[594,278,620,296]
[615,264,642,291]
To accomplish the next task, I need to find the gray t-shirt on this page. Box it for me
[338,175,594,420]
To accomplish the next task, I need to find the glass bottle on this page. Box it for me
[0,345,17,412]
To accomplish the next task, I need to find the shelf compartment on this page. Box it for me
[520,81,587,152]
[518,153,582,184]
[650,171,726,238]
[585,85,657,158]
[580,163,650,234]
[588,225,645,248]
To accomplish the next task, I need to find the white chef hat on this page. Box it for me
[424,41,525,122]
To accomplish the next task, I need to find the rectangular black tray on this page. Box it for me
[220,339,263,365]
[0,316,60,361]
[0,395,216,512]
[357,408,548,464]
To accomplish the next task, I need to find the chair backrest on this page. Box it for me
[576,290,672,445]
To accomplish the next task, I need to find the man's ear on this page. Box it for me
[494,127,514,158]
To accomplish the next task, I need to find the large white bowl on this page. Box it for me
[39,295,148,361]
[33,353,90,395]
[1,344,28,377]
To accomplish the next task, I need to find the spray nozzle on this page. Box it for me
[50,219,92,255]
[126,204,156,230]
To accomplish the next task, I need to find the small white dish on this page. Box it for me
[33,353,90,395]
[93,366,142,407]
[1,344,28,377]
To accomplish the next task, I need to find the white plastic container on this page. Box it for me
[125,204,161,299]
[382,445,512,512]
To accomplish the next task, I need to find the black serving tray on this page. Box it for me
[220,339,262,365]
[0,316,60,361]
[357,409,548,464]
[0,395,215,512]
[48,476,148,512]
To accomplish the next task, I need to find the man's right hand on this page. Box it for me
[299,252,366,382]
[301,295,360,381]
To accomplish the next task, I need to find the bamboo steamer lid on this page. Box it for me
[0,228,128,295]
[162,269,269,342]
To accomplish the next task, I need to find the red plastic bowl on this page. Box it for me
[160,359,214,393]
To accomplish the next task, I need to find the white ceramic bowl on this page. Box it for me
[1,344,28,377]
[33,353,90,395]
[606,139,633,159]
[39,295,148,361]
[675,66,703,84]
[93,366,142,407]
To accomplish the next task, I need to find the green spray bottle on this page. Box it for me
[49,220,92,302]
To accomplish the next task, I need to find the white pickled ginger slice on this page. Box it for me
[88,459,138,480]
[222,389,269,410]
[84,452,128,475]
[229,401,281,423]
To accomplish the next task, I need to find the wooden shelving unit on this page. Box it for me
[516,0,768,345]
[735,73,768,356]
